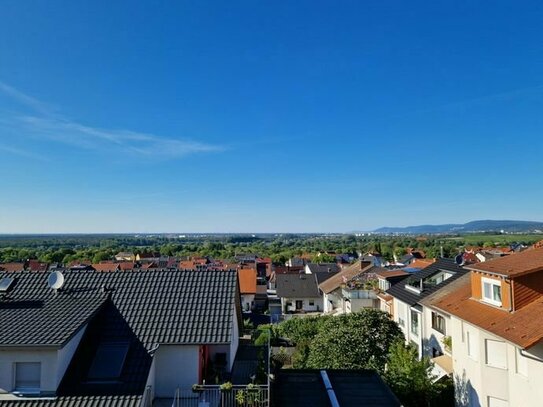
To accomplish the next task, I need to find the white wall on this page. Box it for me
[56,325,87,388]
[145,357,156,401]
[230,305,239,371]
[0,348,57,394]
[422,306,450,358]
[451,318,543,407]
[241,294,255,312]
[281,297,323,313]
[393,298,409,339]
[153,345,200,397]
[0,325,87,396]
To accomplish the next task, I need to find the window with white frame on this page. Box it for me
[410,309,419,336]
[431,311,446,334]
[515,348,528,376]
[397,302,406,327]
[487,396,509,407]
[14,362,41,393]
[485,339,507,369]
[482,277,502,306]
[466,329,478,360]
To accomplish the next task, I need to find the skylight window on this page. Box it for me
[0,277,14,293]
[88,342,129,381]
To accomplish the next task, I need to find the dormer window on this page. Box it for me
[482,277,502,307]
[88,342,129,382]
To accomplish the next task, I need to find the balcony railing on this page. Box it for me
[171,385,269,407]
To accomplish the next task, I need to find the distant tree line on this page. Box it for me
[0,233,540,264]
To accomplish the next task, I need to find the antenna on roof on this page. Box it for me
[47,270,65,292]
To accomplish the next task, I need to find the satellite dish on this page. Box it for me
[48,270,65,290]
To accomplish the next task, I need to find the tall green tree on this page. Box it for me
[384,341,445,407]
[304,309,403,372]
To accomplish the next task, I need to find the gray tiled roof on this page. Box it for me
[306,263,341,274]
[0,270,239,349]
[385,258,467,307]
[0,395,142,407]
[276,272,336,298]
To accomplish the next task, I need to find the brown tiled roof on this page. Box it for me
[430,274,543,349]
[408,259,436,269]
[274,266,305,274]
[466,247,543,277]
[318,261,372,294]
[118,262,136,271]
[0,262,26,272]
[92,263,120,272]
[238,268,257,294]
[27,260,49,272]
[375,269,409,279]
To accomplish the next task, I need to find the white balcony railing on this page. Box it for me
[171,385,269,407]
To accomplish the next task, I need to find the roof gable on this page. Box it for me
[0,270,238,348]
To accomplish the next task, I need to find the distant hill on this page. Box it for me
[372,220,543,234]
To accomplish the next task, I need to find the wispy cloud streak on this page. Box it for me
[0,81,224,159]
[0,143,50,162]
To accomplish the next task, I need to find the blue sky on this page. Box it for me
[1,1,543,233]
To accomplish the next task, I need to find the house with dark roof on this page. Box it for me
[304,263,341,275]
[0,269,242,406]
[272,369,401,407]
[386,258,468,359]
[276,272,336,316]
[317,261,379,315]
[428,247,543,407]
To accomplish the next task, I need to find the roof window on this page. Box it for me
[88,342,129,382]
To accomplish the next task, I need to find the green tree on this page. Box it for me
[384,341,444,407]
[304,310,403,372]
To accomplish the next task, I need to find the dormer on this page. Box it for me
[466,247,543,312]
[469,270,511,310]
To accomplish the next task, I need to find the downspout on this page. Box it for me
[509,277,513,312]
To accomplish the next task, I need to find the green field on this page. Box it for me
[445,234,543,245]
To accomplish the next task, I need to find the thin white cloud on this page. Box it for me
[0,81,224,159]
[0,81,55,116]
[0,143,50,162]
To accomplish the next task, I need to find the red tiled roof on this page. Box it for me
[466,246,543,277]
[92,263,120,272]
[27,260,48,272]
[118,262,136,271]
[408,259,436,269]
[375,269,409,279]
[238,268,257,294]
[0,262,25,272]
[431,274,543,349]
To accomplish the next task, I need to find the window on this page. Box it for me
[487,396,509,407]
[485,339,507,369]
[309,300,315,306]
[482,277,502,306]
[466,329,478,360]
[397,302,406,327]
[410,310,419,336]
[431,311,446,334]
[88,342,129,381]
[516,348,528,376]
[14,362,41,393]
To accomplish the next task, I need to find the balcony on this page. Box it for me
[153,384,269,407]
